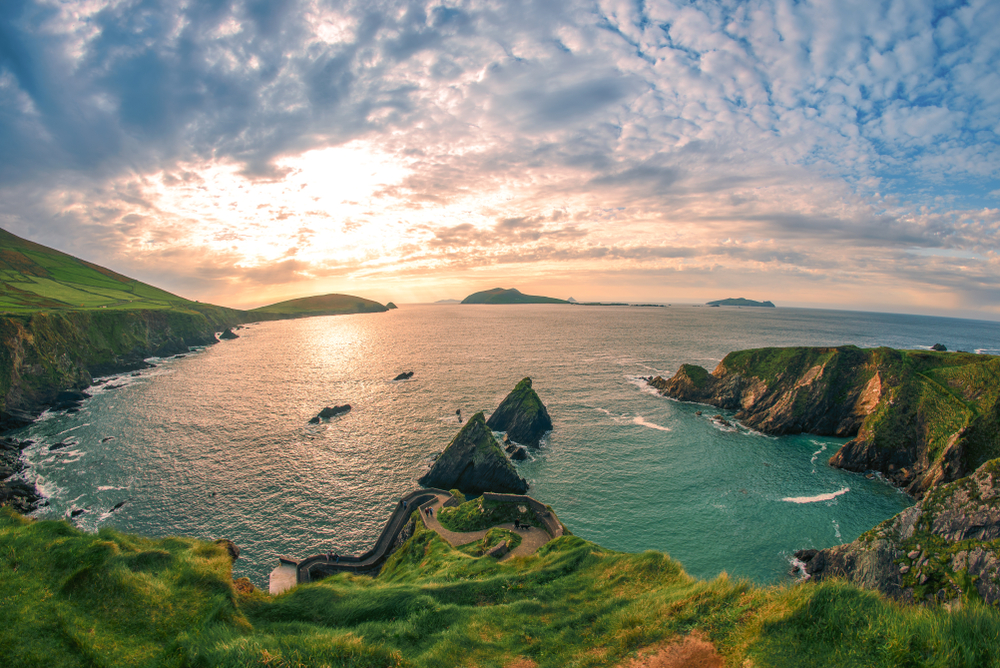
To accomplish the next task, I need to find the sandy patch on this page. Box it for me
[620,634,723,668]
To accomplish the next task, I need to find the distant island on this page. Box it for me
[434,299,462,304]
[706,297,775,307]
[252,294,387,318]
[461,288,568,304]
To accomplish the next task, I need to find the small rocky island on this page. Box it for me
[461,288,568,304]
[706,297,775,307]
[418,412,528,494]
[486,377,553,447]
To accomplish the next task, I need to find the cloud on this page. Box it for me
[0,0,997,316]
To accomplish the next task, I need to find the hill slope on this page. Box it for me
[252,293,387,318]
[0,228,202,313]
[462,288,567,304]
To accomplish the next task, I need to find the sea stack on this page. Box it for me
[486,377,553,447]
[418,412,528,495]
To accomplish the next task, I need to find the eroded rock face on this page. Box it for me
[418,412,528,495]
[649,346,1000,498]
[801,459,1000,605]
[486,378,552,447]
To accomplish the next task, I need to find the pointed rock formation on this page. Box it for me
[486,377,552,447]
[418,412,528,494]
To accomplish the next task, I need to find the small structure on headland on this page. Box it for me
[269,490,564,594]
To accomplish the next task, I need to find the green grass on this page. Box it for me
[457,528,523,556]
[437,497,543,533]
[251,294,387,317]
[3,506,1000,667]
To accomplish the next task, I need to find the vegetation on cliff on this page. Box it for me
[461,288,567,304]
[485,377,553,447]
[650,346,1000,497]
[418,412,528,494]
[4,505,1000,667]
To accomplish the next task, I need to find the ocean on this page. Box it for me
[14,304,1000,587]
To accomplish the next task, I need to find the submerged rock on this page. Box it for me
[486,377,553,447]
[418,412,528,495]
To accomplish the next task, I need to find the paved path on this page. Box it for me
[269,490,560,594]
[419,496,553,561]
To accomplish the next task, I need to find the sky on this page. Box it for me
[1,0,999,317]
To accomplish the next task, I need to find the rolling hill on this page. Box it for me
[461,287,568,304]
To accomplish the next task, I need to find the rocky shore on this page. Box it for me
[647,346,1000,498]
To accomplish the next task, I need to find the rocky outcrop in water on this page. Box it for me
[219,328,239,340]
[308,405,351,423]
[486,378,553,447]
[649,346,1000,498]
[796,458,1000,605]
[393,371,414,381]
[0,437,42,512]
[419,412,528,495]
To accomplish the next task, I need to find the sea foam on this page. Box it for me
[782,487,849,504]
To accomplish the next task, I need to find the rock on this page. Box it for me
[0,409,36,432]
[48,441,75,451]
[931,343,947,351]
[308,416,320,424]
[0,478,42,513]
[101,437,114,443]
[55,390,90,403]
[418,412,529,495]
[110,500,127,512]
[803,458,1000,605]
[510,446,528,461]
[219,328,239,340]
[393,371,414,381]
[70,508,86,518]
[486,540,509,559]
[317,405,351,419]
[485,378,553,447]
[214,538,240,561]
[233,577,255,594]
[386,302,398,310]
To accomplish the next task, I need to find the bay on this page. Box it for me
[16,305,1000,587]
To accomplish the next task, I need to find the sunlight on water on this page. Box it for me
[13,305,1000,587]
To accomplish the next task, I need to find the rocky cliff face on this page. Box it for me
[0,308,238,419]
[796,458,1000,605]
[649,346,1000,498]
[419,412,528,495]
[485,377,553,447]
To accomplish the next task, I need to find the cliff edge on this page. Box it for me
[649,346,1000,498]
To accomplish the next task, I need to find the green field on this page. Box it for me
[3,505,999,668]
[0,228,201,313]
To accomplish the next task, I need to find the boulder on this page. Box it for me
[510,446,528,461]
[486,378,553,447]
[418,412,528,495]
[214,538,241,561]
[318,405,351,419]
[219,328,239,340]
[931,343,947,351]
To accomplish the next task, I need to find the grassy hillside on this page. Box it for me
[0,228,203,313]
[461,288,568,305]
[251,293,388,318]
[3,505,1000,667]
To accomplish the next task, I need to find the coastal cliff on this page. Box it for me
[797,458,1000,605]
[649,346,1000,497]
[0,307,239,418]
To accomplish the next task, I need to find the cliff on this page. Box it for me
[0,307,238,416]
[418,412,528,494]
[486,377,553,447]
[649,346,1000,497]
[797,457,1000,605]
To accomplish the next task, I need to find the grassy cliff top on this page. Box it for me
[3,505,1000,667]
[251,293,388,317]
[461,288,568,304]
[0,228,206,314]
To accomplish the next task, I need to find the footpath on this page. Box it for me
[269,490,562,594]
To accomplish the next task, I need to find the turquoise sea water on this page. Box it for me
[13,305,1000,587]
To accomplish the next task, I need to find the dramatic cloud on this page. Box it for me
[0,0,998,316]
